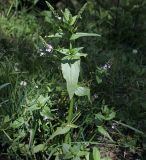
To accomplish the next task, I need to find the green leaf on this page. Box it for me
[49,126,71,140]
[57,47,84,56]
[70,145,80,155]
[62,143,70,153]
[37,95,49,106]
[32,144,45,153]
[101,158,112,160]
[75,52,87,57]
[67,123,78,128]
[70,47,84,55]
[105,112,116,121]
[46,1,59,17]
[97,126,113,142]
[33,0,39,5]
[85,152,90,160]
[77,151,89,157]
[95,113,105,121]
[39,36,48,45]
[63,8,72,22]
[55,155,59,160]
[70,15,77,25]
[93,147,101,160]
[70,32,101,40]
[76,3,87,21]
[113,120,144,135]
[61,59,80,99]
[29,128,36,148]
[46,32,63,38]
[27,95,49,111]
[56,48,70,55]
[40,106,54,120]
[75,86,90,101]
[0,83,10,90]
[96,75,102,84]
[4,115,10,123]
[11,117,25,129]
[19,144,29,154]
[95,111,116,121]
[27,104,40,111]
[73,157,81,160]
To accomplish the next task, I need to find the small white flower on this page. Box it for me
[46,48,52,52]
[102,63,111,70]
[55,16,61,20]
[132,49,138,54]
[14,66,19,72]
[14,63,19,72]
[93,94,98,99]
[46,44,53,53]
[35,85,38,89]
[40,52,46,56]
[58,17,61,20]
[20,81,27,86]
[112,123,116,129]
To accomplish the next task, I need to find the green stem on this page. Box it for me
[65,98,74,143]
[67,98,74,124]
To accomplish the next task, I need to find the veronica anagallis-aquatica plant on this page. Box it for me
[40,2,100,143]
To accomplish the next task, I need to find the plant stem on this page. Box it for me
[65,98,74,143]
[67,97,74,124]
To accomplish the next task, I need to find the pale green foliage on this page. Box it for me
[0,14,39,39]
[75,86,90,101]
[32,144,46,154]
[0,83,10,90]
[97,126,113,142]
[70,32,100,40]
[95,105,116,121]
[93,147,101,160]
[49,124,78,140]
[61,60,80,99]
[46,2,100,100]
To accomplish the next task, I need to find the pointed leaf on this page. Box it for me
[63,8,72,22]
[49,126,71,140]
[70,15,77,25]
[77,3,87,20]
[93,147,101,160]
[70,32,101,40]
[101,158,112,160]
[57,48,70,55]
[61,60,80,99]
[62,143,71,153]
[73,157,81,160]
[46,1,59,17]
[11,117,25,129]
[75,86,90,101]
[76,52,87,57]
[113,120,144,135]
[85,152,90,160]
[32,144,45,153]
[40,106,54,120]
[97,126,113,142]
[46,33,63,38]
[0,83,10,90]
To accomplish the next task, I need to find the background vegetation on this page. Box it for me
[0,0,146,159]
